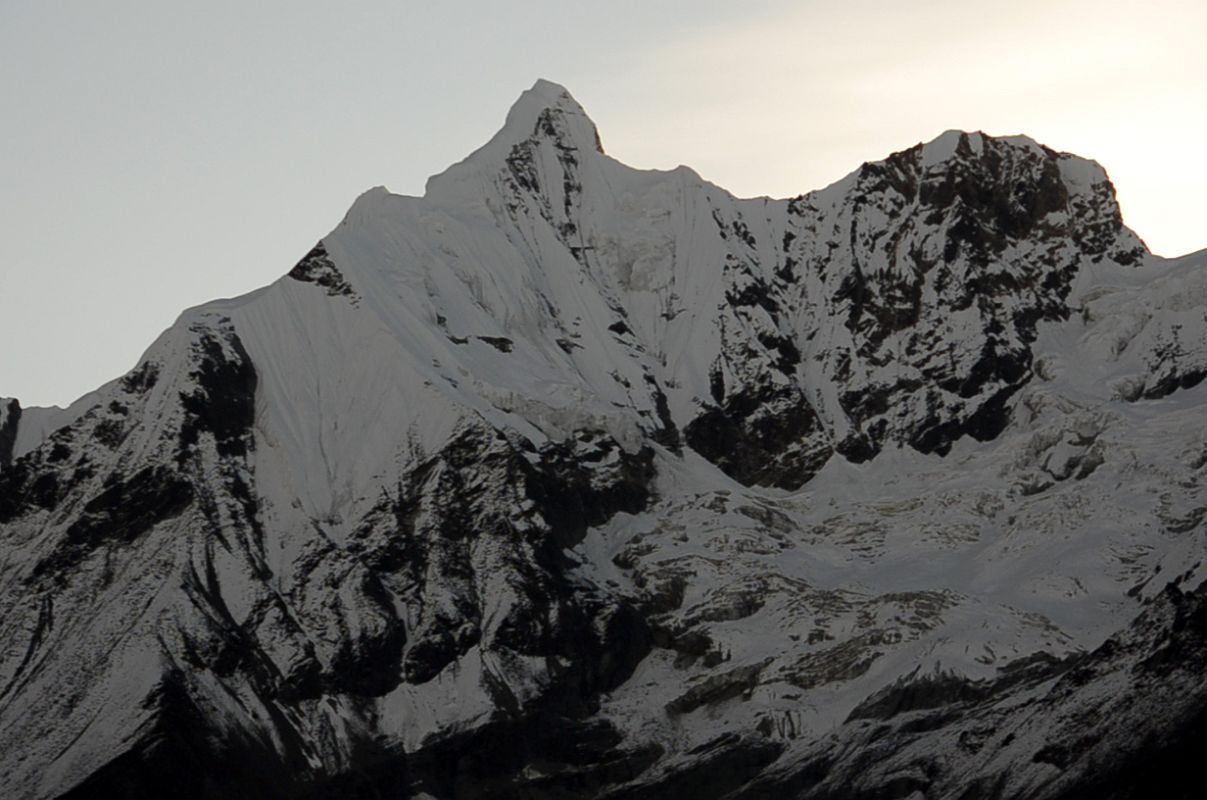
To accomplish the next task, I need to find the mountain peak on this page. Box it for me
[509,79,595,133]
[525,78,576,104]
[915,129,1051,169]
[919,129,984,167]
[425,80,603,201]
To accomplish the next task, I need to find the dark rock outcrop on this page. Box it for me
[0,398,20,468]
[288,241,356,298]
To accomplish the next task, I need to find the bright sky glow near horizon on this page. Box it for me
[2,0,1205,407]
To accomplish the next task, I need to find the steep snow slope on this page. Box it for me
[0,81,1204,799]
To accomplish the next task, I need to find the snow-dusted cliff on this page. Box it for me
[2,80,1205,799]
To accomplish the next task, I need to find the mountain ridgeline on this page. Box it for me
[2,81,1206,799]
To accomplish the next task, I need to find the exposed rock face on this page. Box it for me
[1,81,1205,799]
[287,241,357,299]
[684,383,827,489]
[774,132,1145,464]
[0,398,20,468]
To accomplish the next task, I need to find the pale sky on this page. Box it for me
[2,0,1204,407]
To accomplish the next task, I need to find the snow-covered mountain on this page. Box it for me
[2,80,1206,799]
